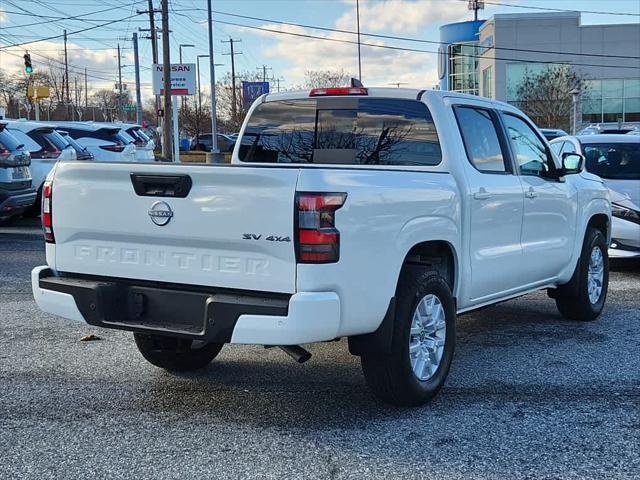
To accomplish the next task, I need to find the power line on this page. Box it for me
[0,12,144,49]
[199,9,640,61]
[207,17,640,70]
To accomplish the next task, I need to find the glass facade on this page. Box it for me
[584,79,640,123]
[505,63,549,102]
[448,42,480,95]
[482,66,493,98]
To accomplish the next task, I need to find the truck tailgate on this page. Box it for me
[50,162,299,293]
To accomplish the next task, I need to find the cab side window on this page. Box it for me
[503,114,554,176]
[550,142,564,155]
[455,106,509,173]
[561,142,576,154]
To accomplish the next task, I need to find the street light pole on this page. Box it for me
[178,44,194,116]
[570,87,580,135]
[207,0,219,159]
[161,0,172,160]
[356,0,362,81]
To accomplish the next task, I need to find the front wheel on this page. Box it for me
[555,227,609,321]
[361,269,456,407]
[134,333,223,371]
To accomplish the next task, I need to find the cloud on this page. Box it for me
[336,0,467,34]
[249,20,439,89]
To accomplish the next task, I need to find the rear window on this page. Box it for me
[583,142,640,180]
[239,98,442,166]
[65,127,125,145]
[0,129,23,152]
[31,129,68,151]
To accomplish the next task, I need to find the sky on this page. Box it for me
[0,0,639,102]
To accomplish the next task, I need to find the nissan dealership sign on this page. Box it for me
[152,64,196,96]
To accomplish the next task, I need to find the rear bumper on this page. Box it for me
[0,188,37,217]
[31,266,341,345]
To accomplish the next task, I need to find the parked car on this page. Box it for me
[5,120,77,216]
[551,134,639,258]
[539,128,568,141]
[0,123,36,222]
[579,123,640,135]
[114,122,156,161]
[32,87,611,406]
[51,122,136,162]
[190,133,236,153]
[56,130,95,161]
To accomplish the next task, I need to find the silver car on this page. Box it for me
[551,134,640,258]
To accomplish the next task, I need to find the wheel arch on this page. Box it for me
[348,238,459,357]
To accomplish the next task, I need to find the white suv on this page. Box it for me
[5,120,76,215]
[51,122,136,162]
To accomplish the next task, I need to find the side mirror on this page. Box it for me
[560,152,584,175]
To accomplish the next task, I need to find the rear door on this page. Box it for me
[51,162,299,293]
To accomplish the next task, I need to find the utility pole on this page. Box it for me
[273,77,284,93]
[207,0,219,157]
[161,0,173,160]
[356,0,362,81]
[64,29,70,119]
[142,0,160,126]
[74,76,78,120]
[257,65,272,83]
[84,67,88,109]
[117,43,123,120]
[222,37,242,122]
[133,32,142,125]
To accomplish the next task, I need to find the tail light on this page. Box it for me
[42,180,54,243]
[309,87,368,97]
[30,149,61,159]
[296,192,346,263]
[99,144,125,152]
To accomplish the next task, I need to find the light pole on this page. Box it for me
[179,44,194,117]
[570,87,580,135]
[179,44,195,64]
[196,56,224,146]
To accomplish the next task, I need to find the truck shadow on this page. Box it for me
[124,288,631,429]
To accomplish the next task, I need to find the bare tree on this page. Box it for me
[514,65,587,131]
[302,69,352,89]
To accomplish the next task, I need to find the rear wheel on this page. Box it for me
[555,227,609,321]
[134,333,223,371]
[24,185,43,218]
[361,269,456,406]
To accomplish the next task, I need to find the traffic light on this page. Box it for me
[24,52,33,74]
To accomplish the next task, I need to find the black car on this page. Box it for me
[190,133,236,153]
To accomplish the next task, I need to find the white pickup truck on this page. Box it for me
[32,87,611,406]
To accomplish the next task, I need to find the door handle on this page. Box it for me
[525,188,537,199]
[473,188,492,200]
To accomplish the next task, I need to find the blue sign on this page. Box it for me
[243,81,269,109]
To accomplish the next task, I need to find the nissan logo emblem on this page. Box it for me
[148,201,174,226]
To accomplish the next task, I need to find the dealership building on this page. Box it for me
[438,12,640,125]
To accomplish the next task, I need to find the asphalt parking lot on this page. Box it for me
[1,218,639,479]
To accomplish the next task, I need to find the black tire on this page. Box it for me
[134,333,223,372]
[24,185,43,218]
[555,227,609,321]
[361,268,456,407]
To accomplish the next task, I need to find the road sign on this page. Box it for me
[242,81,269,109]
[152,64,196,96]
[27,86,50,99]
[123,104,136,112]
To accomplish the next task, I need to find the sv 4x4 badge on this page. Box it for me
[242,234,291,242]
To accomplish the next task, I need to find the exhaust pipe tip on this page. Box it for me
[278,345,312,364]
